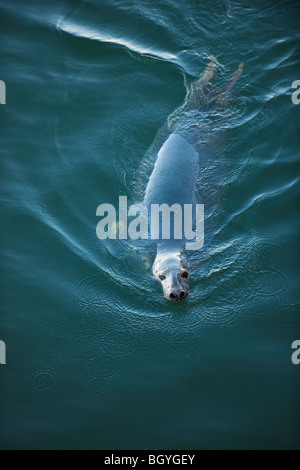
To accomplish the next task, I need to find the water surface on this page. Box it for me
[0,0,299,450]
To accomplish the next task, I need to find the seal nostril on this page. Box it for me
[180,291,185,298]
[170,293,177,299]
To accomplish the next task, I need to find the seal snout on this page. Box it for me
[168,290,188,301]
[165,276,189,301]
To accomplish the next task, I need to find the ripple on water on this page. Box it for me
[15,362,41,387]
[86,355,121,378]
[58,19,178,62]
[87,377,110,395]
[290,283,300,303]
[170,331,203,353]
[59,399,85,418]
[274,303,300,329]
[198,302,240,326]
[243,268,290,299]
[32,372,55,391]
[71,273,108,306]
[247,325,286,353]
[15,362,55,391]
[0,296,25,324]
[198,234,292,319]
[33,353,58,371]
[101,330,131,357]
[129,328,169,356]
[67,331,105,361]
[250,236,290,269]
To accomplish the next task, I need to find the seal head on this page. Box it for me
[153,254,189,301]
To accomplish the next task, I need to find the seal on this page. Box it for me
[143,60,243,301]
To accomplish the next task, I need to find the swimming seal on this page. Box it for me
[143,60,243,301]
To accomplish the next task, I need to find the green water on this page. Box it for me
[0,0,299,450]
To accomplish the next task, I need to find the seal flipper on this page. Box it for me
[194,58,218,88]
[185,59,219,109]
[224,62,244,95]
[216,63,244,107]
[168,59,220,132]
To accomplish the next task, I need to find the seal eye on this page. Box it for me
[181,271,189,279]
[159,274,166,281]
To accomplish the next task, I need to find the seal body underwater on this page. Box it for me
[143,60,243,301]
